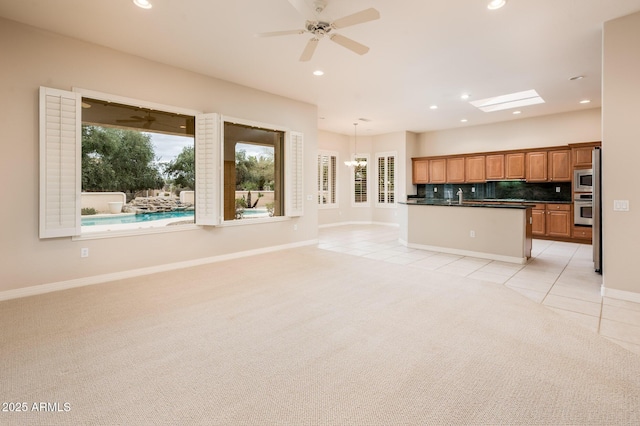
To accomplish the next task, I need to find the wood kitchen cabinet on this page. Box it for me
[548,149,571,182]
[505,153,526,179]
[572,226,593,241]
[573,147,594,168]
[546,204,571,238]
[429,158,446,183]
[412,159,429,184]
[531,203,572,238]
[526,151,548,182]
[446,157,465,183]
[485,154,505,180]
[531,204,546,236]
[465,155,485,182]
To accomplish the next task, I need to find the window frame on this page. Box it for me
[40,87,304,239]
[317,150,338,209]
[375,151,397,208]
[350,153,370,207]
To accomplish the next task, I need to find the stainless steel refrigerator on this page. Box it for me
[593,147,602,273]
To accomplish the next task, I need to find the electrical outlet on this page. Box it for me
[293,224,298,231]
[556,187,561,193]
[80,248,89,258]
[470,230,475,238]
[306,195,312,201]
[471,187,475,193]
[434,187,438,193]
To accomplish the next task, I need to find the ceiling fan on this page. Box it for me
[257,0,380,61]
[116,111,157,129]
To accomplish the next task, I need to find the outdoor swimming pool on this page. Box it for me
[81,210,194,226]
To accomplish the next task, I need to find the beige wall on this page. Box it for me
[0,18,318,292]
[417,108,601,157]
[602,11,640,296]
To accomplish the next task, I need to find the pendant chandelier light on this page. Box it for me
[344,122,367,168]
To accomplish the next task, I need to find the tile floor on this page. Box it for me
[318,224,640,356]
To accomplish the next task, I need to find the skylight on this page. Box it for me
[469,89,545,112]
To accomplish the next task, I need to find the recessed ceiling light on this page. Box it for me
[461,119,468,123]
[487,0,506,10]
[569,75,585,81]
[513,110,521,115]
[430,105,438,110]
[469,89,545,112]
[133,0,152,9]
[579,99,591,104]
[461,93,470,100]
[313,70,324,76]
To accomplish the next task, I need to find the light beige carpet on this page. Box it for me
[1,246,639,425]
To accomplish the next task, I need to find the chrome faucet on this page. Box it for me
[456,188,463,204]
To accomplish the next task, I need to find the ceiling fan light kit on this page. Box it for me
[258,2,380,62]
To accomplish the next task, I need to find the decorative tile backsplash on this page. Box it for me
[416,181,572,202]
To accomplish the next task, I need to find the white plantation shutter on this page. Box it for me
[286,131,304,216]
[375,152,396,206]
[195,113,220,225]
[39,87,81,238]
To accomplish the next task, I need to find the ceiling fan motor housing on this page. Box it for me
[306,21,332,36]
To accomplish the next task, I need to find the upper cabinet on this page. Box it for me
[446,157,465,183]
[412,144,579,185]
[505,153,525,179]
[485,154,505,180]
[526,151,548,182]
[465,155,486,183]
[429,158,447,183]
[548,149,571,182]
[526,149,570,182]
[412,159,429,184]
[571,142,601,169]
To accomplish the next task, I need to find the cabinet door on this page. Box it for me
[446,157,465,183]
[531,209,546,236]
[549,150,571,182]
[547,210,571,237]
[526,151,548,182]
[465,155,486,183]
[412,159,429,184]
[485,154,505,180]
[429,158,446,183]
[573,147,594,168]
[505,153,525,179]
[546,204,571,238]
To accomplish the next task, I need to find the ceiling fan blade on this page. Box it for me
[256,29,305,38]
[329,34,369,55]
[331,7,380,29]
[299,38,319,61]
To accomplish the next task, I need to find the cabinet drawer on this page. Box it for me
[532,204,546,210]
[547,203,571,211]
[572,226,592,240]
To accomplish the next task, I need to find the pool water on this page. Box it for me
[81,210,194,226]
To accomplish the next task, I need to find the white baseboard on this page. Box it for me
[402,241,527,264]
[319,221,399,229]
[0,239,318,302]
[601,286,640,303]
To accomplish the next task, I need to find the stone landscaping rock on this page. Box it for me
[122,196,194,214]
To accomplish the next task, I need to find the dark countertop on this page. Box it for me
[401,199,533,209]
[406,196,572,204]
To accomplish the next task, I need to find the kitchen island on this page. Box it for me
[398,200,533,264]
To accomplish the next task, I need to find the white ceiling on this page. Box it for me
[2,0,640,136]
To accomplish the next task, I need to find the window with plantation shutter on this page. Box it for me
[376,152,396,207]
[195,113,220,225]
[39,86,82,238]
[351,154,369,206]
[286,131,304,217]
[317,150,337,208]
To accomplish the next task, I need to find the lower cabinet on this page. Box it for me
[572,226,593,241]
[531,203,571,238]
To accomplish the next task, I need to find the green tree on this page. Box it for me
[235,149,274,190]
[82,126,164,197]
[164,146,195,190]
